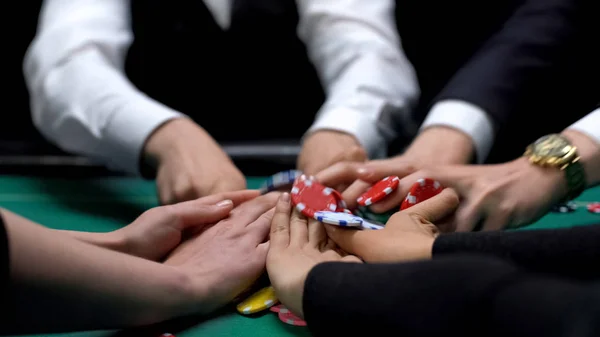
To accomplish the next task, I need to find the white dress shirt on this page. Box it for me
[568,108,600,145]
[24,0,420,175]
[421,103,600,163]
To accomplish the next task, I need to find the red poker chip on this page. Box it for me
[278,311,307,326]
[291,176,339,218]
[400,178,443,210]
[357,176,400,206]
[587,202,600,214]
[330,188,347,211]
[270,304,284,313]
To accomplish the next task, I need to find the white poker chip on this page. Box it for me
[314,211,363,227]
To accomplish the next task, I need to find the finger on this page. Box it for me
[254,242,269,270]
[396,167,478,203]
[341,180,372,209]
[355,159,419,183]
[257,241,270,260]
[198,190,260,207]
[172,180,201,204]
[404,188,460,223]
[303,150,346,176]
[324,225,373,257]
[314,161,364,189]
[352,161,441,213]
[454,201,483,232]
[322,237,338,252]
[169,199,235,228]
[344,146,368,163]
[436,213,457,233]
[341,255,363,263]
[248,208,276,242]
[307,218,327,248]
[269,193,293,251]
[290,209,309,247]
[231,192,281,229]
[481,210,511,232]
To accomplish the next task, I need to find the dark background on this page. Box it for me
[1,1,298,177]
[2,2,48,155]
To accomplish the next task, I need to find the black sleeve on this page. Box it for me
[433,224,600,280]
[434,0,596,130]
[303,256,600,337]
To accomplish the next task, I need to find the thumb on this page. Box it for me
[404,188,460,223]
[170,198,234,228]
[325,225,373,258]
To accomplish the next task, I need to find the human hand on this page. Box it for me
[111,190,260,260]
[297,130,367,176]
[163,192,280,314]
[144,118,246,204]
[266,193,361,318]
[392,157,569,231]
[315,126,474,208]
[62,190,260,259]
[326,188,459,262]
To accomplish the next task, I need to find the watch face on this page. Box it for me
[533,134,571,157]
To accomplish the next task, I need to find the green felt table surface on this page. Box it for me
[1,176,599,337]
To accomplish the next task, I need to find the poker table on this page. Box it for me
[1,175,599,337]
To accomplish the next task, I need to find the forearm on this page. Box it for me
[434,0,590,130]
[433,224,600,280]
[24,0,182,175]
[298,0,419,157]
[61,230,126,253]
[1,209,193,333]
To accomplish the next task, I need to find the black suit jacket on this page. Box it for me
[395,0,600,161]
[435,0,599,129]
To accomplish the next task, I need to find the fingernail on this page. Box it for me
[216,199,233,207]
[281,192,290,202]
[357,167,369,175]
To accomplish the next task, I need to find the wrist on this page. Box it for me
[562,129,600,187]
[517,156,569,200]
[143,118,211,163]
[154,265,201,319]
[64,230,128,253]
[404,126,475,165]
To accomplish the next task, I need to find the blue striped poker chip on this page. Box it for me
[260,170,302,194]
[314,211,363,227]
[360,220,384,230]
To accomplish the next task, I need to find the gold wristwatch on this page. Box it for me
[524,134,586,200]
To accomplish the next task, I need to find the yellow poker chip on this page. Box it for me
[236,286,279,315]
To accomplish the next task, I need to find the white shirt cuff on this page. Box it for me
[305,106,388,159]
[567,108,600,145]
[100,96,184,175]
[421,100,495,163]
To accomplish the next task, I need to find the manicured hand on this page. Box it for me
[315,126,474,208]
[113,190,260,260]
[64,190,260,260]
[163,192,280,314]
[389,158,569,231]
[266,193,361,318]
[326,188,459,262]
